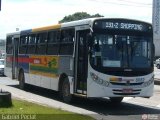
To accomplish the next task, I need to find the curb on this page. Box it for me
[154,78,160,85]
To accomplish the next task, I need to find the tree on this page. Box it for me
[59,12,103,23]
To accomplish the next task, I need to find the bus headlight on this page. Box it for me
[90,72,110,87]
[90,72,98,81]
[142,76,154,87]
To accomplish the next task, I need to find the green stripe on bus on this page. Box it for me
[30,65,58,74]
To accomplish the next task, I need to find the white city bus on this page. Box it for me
[5,18,154,103]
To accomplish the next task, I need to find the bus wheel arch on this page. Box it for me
[59,73,72,103]
[18,69,25,90]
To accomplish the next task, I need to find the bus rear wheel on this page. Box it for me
[109,97,123,104]
[18,71,25,90]
[60,78,72,103]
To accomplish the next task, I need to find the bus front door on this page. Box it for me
[75,30,88,94]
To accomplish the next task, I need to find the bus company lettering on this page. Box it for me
[33,59,41,64]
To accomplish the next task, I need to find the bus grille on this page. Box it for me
[110,82,143,86]
[112,89,141,95]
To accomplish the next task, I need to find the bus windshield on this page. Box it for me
[90,34,152,69]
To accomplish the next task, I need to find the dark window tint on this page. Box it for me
[19,35,28,54]
[6,36,13,54]
[27,34,36,54]
[36,32,47,54]
[59,29,74,55]
[47,31,60,55]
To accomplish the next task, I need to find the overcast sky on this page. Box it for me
[0,0,152,39]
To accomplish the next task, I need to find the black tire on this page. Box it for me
[60,78,72,103]
[18,71,25,90]
[110,97,123,104]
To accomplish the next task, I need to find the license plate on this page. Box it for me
[122,89,133,93]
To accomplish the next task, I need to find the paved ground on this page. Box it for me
[0,82,97,115]
[0,77,100,119]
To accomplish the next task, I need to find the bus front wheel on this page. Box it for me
[18,71,25,90]
[60,78,72,103]
[109,97,123,104]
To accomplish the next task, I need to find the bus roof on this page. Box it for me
[32,24,61,32]
[21,29,32,35]
[29,17,152,32]
[6,17,152,36]
[6,31,20,36]
[30,18,99,32]
[61,17,98,28]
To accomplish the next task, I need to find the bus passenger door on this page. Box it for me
[75,30,89,94]
[12,37,19,79]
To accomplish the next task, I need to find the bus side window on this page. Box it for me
[6,36,13,54]
[47,30,59,55]
[36,32,47,55]
[59,29,74,55]
[19,35,28,54]
[27,34,36,54]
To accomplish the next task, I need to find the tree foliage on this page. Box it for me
[59,12,103,23]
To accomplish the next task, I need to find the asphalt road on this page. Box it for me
[0,73,160,120]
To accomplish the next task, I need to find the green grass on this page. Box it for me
[0,99,94,120]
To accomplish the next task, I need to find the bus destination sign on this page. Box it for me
[94,21,151,32]
[105,22,143,30]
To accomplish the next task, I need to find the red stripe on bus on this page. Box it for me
[6,56,35,64]
[18,57,34,63]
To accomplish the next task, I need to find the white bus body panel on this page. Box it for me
[4,67,12,79]
[25,73,59,91]
[87,64,154,97]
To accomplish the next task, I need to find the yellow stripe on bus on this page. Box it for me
[32,24,61,32]
[30,70,59,78]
